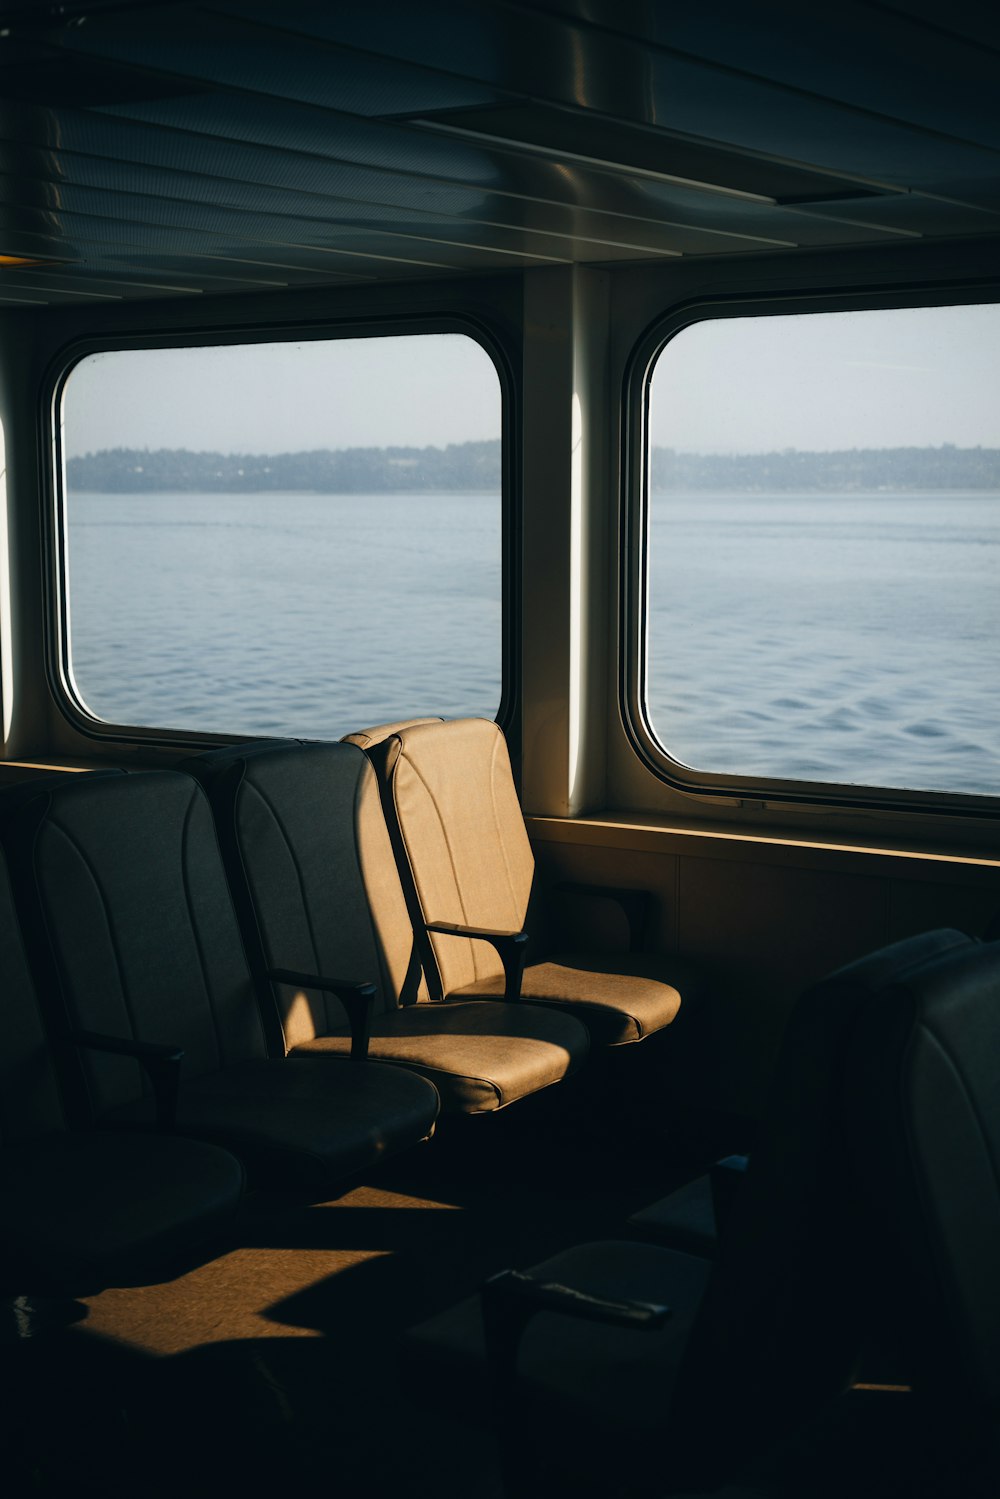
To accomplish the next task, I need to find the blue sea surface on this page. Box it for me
[66,491,502,735]
[647,491,1000,795]
[66,489,1000,797]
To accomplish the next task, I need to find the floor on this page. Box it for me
[1,1066,979,1499]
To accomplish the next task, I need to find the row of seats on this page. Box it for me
[0,759,438,1293]
[187,732,589,1111]
[7,717,995,1489]
[2,719,698,1295]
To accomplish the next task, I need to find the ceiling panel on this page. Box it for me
[515,0,1000,151]
[55,6,504,119]
[789,193,1000,239]
[0,102,850,258]
[83,94,921,246]
[0,167,781,260]
[204,0,1000,189]
[0,0,994,304]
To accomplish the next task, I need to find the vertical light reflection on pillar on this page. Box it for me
[568,389,583,800]
[0,422,12,743]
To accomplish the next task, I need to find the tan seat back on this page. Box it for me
[359,718,534,998]
[342,717,443,750]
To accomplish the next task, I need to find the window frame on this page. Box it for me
[621,283,1000,820]
[45,310,518,749]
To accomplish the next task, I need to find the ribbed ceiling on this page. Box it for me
[0,0,997,304]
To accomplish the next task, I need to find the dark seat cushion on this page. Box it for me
[405,1239,711,1440]
[0,1129,244,1293]
[104,1056,440,1192]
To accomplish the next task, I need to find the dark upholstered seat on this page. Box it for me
[626,1155,747,1258]
[0,844,244,1293]
[846,938,1000,1483]
[183,739,589,1113]
[1,1129,244,1293]
[404,929,976,1494]
[343,717,700,1046]
[3,771,440,1195]
[627,921,980,1258]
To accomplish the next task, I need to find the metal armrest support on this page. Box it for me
[552,882,652,952]
[481,1266,670,1388]
[425,921,529,1003]
[710,1154,749,1234]
[268,968,376,1059]
[71,1029,184,1130]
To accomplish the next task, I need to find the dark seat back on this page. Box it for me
[5,770,269,1121]
[185,739,429,1044]
[0,784,246,1293]
[0,848,68,1146]
[670,926,976,1464]
[846,939,1000,1466]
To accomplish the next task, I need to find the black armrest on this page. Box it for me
[268,968,376,1060]
[481,1266,670,1388]
[425,921,529,1003]
[552,882,652,952]
[71,1029,184,1130]
[710,1154,749,1234]
[486,1267,670,1328]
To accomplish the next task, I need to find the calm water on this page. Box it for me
[66,492,502,733]
[648,491,1000,795]
[66,490,1000,797]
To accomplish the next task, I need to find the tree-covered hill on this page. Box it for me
[65,441,1000,493]
[651,444,1000,491]
[66,440,502,493]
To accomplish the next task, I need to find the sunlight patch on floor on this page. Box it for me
[75,1181,463,1356]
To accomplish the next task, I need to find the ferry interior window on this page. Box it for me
[643,303,1000,800]
[58,333,503,737]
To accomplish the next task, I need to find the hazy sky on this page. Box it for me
[61,303,1000,457]
[62,333,502,457]
[649,302,1000,453]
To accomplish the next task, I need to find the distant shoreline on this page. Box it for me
[66,441,1000,494]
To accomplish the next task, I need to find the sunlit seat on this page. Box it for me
[342,716,702,1046]
[182,739,590,1114]
[2,770,440,1196]
[403,928,976,1496]
[0,834,245,1293]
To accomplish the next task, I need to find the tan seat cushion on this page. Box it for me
[290,999,590,1113]
[452,952,697,1046]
